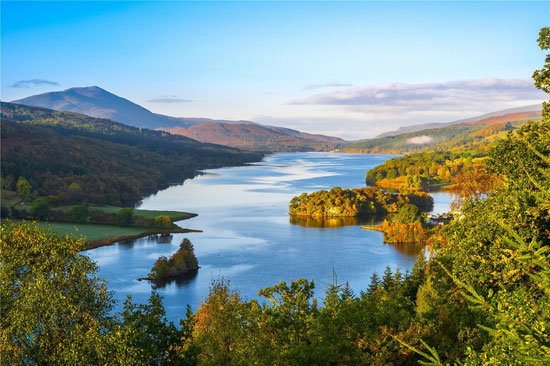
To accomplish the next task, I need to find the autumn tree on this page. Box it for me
[16,177,31,198]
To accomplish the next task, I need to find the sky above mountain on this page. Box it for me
[1,1,548,139]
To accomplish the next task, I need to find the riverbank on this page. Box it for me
[13,208,200,250]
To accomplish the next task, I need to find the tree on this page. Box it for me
[68,204,89,223]
[117,207,134,226]
[0,221,138,364]
[16,177,31,198]
[30,198,50,220]
[153,215,172,229]
[367,272,381,295]
[394,203,423,224]
[532,27,550,119]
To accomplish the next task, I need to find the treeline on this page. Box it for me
[343,119,527,154]
[376,204,431,244]
[365,150,487,189]
[1,103,262,206]
[289,186,433,217]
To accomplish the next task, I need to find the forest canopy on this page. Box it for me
[289,186,433,217]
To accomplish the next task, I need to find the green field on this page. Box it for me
[29,221,152,241]
[85,205,195,219]
[9,201,194,220]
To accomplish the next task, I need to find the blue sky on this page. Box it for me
[2,1,548,138]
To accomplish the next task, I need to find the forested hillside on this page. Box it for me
[343,114,539,154]
[365,150,487,190]
[163,122,346,152]
[1,103,262,205]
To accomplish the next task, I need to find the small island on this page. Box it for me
[140,238,199,281]
[289,186,433,218]
[362,203,432,244]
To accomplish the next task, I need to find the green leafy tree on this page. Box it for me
[117,207,134,226]
[30,198,50,220]
[16,177,31,198]
[533,26,550,119]
[394,203,424,224]
[68,204,89,223]
[0,221,139,364]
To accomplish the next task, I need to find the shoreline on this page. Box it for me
[83,228,203,250]
[82,213,201,250]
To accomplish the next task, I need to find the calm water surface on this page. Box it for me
[87,153,451,323]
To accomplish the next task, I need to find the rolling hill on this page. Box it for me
[1,102,262,206]
[375,105,541,138]
[343,109,542,154]
[11,86,345,152]
[162,123,346,152]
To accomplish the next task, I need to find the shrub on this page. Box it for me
[153,215,172,229]
[30,198,50,220]
[16,177,31,199]
[133,215,154,228]
[117,207,134,226]
[89,209,117,225]
[395,203,424,224]
[68,205,89,223]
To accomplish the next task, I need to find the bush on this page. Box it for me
[133,215,155,228]
[153,215,172,229]
[68,205,89,223]
[395,203,424,224]
[16,177,31,199]
[117,207,134,226]
[30,198,50,220]
[89,209,117,225]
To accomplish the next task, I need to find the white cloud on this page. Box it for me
[289,78,545,111]
[148,96,193,103]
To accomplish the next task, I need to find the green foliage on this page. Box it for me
[533,27,550,119]
[16,177,31,198]
[117,207,134,226]
[395,203,424,224]
[118,292,189,365]
[1,102,262,206]
[289,186,433,217]
[153,215,172,229]
[30,198,50,220]
[68,204,89,223]
[0,221,122,363]
[148,238,199,279]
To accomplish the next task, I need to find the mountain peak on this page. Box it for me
[11,86,168,129]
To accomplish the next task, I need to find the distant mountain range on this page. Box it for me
[163,123,345,152]
[11,86,541,153]
[376,105,541,138]
[11,86,344,152]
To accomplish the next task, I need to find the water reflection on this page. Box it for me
[387,242,426,256]
[117,234,175,249]
[147,269,199,290]
[289,214,386,228]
